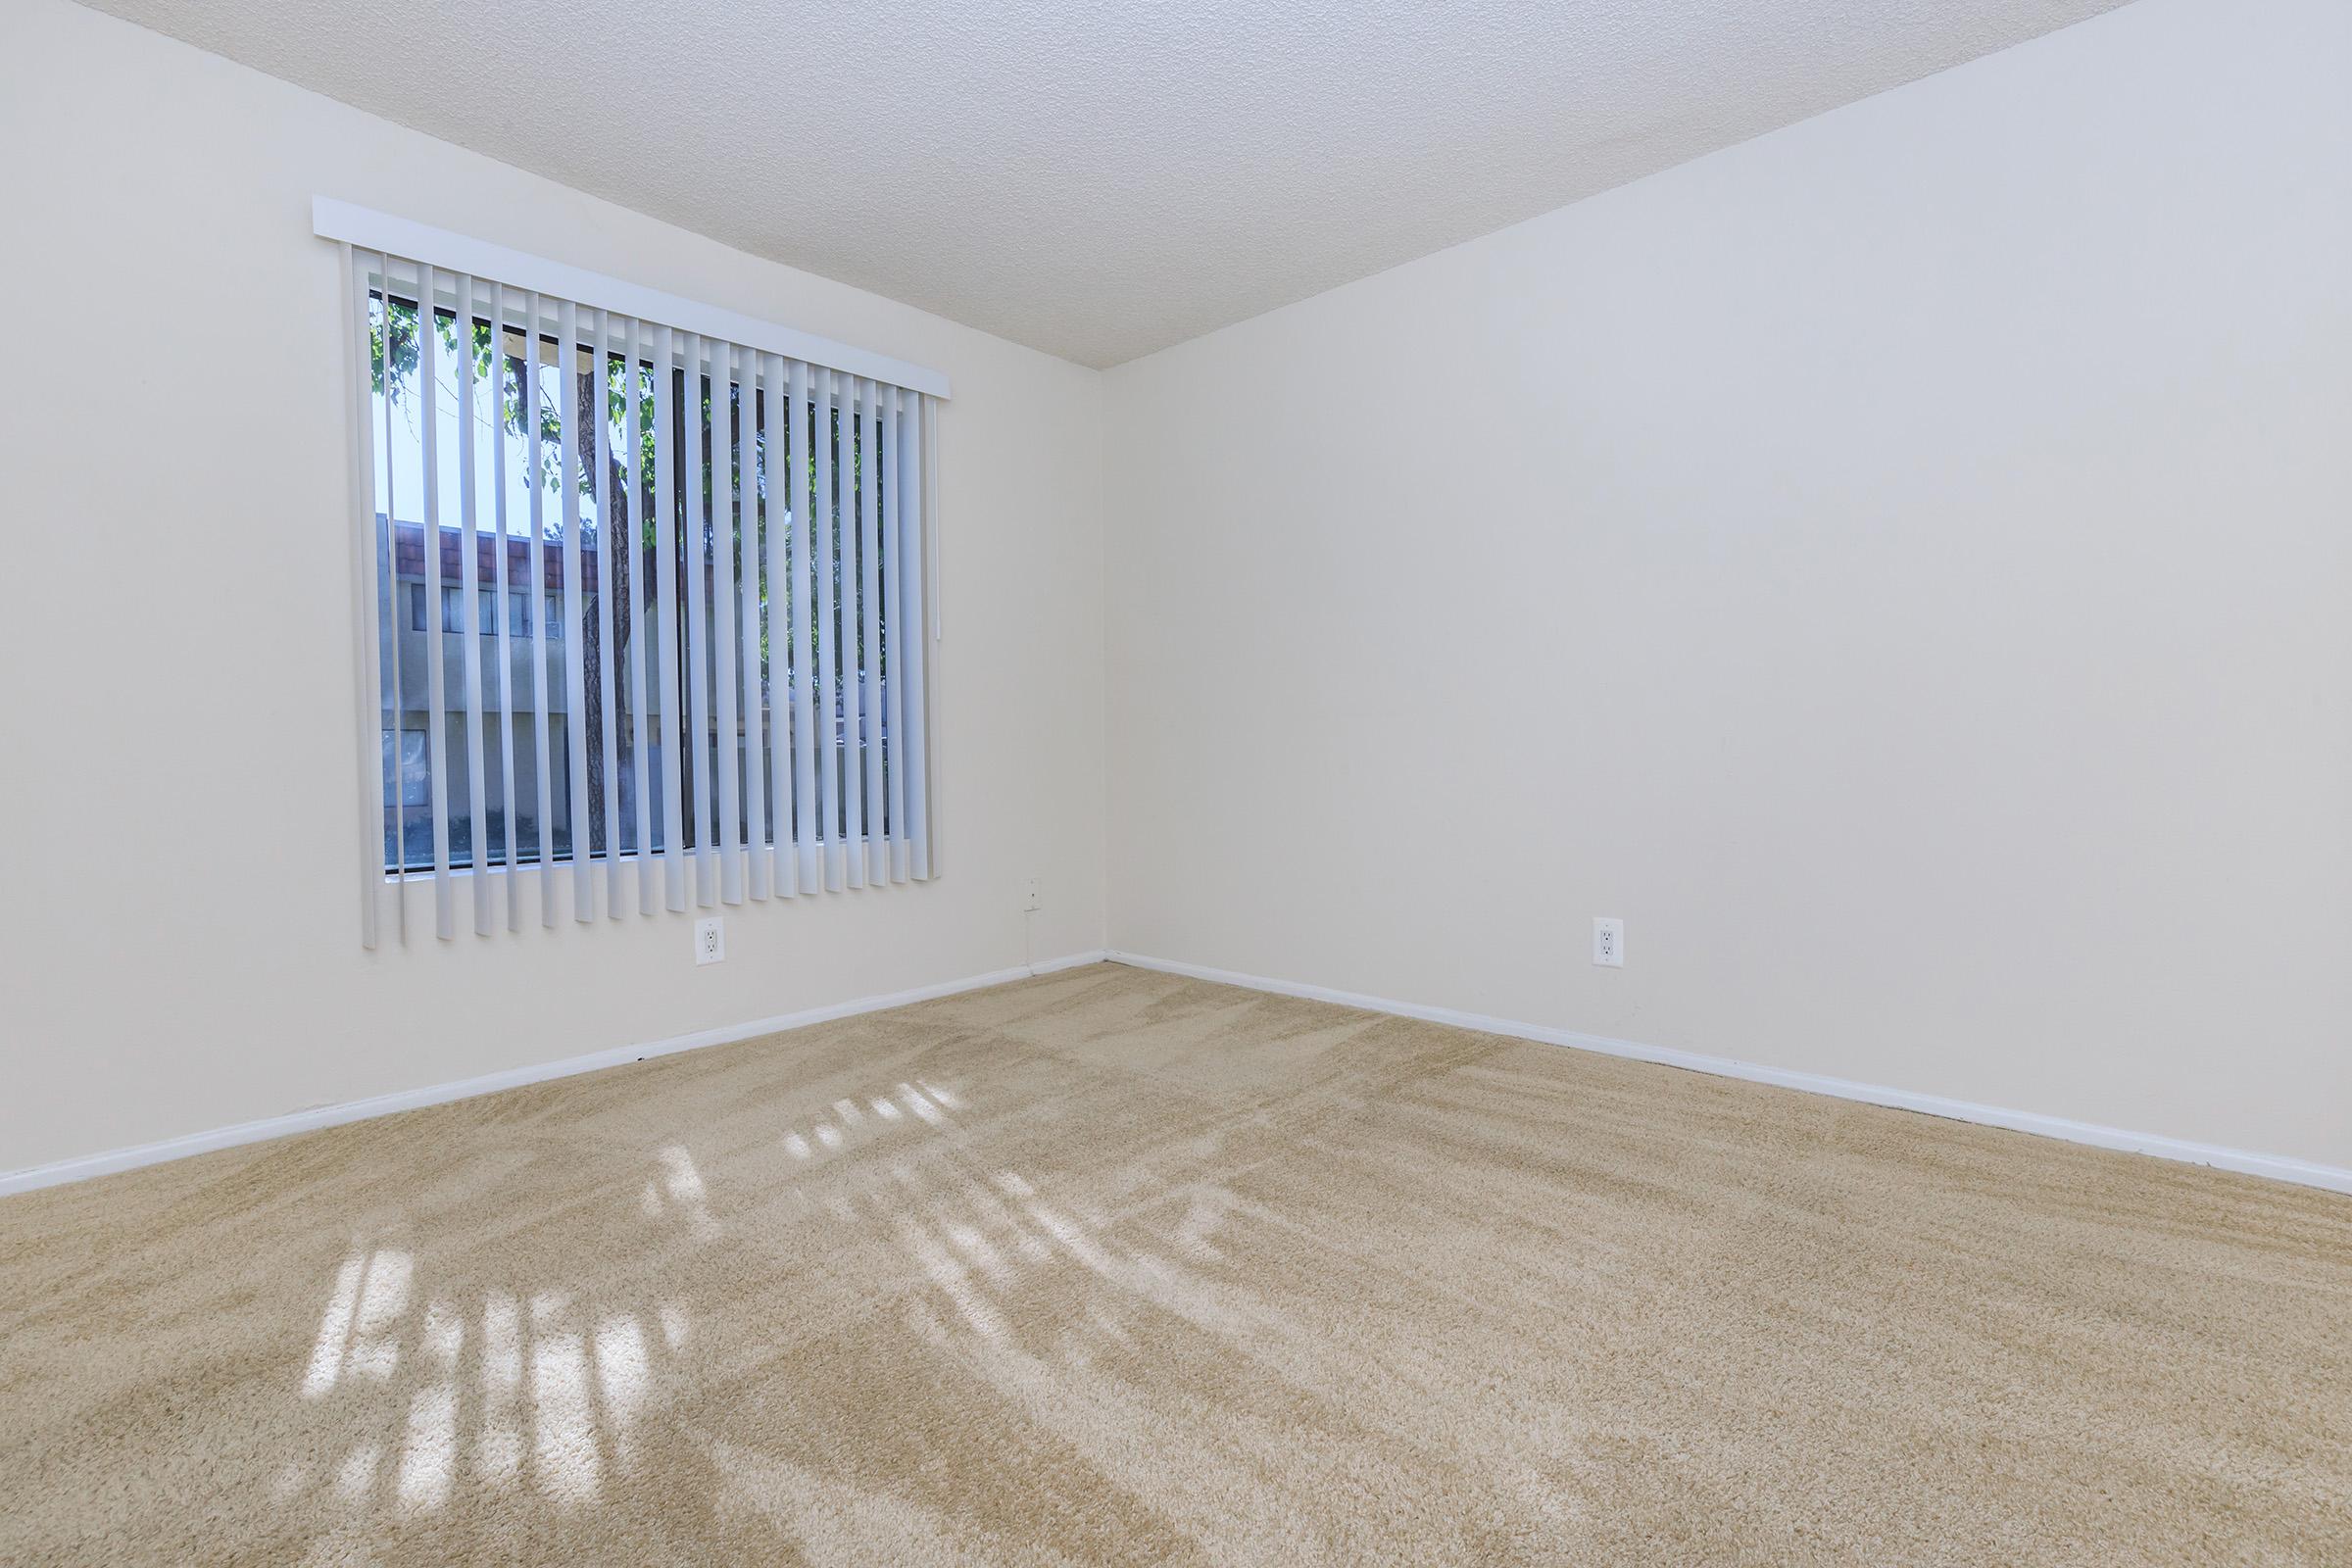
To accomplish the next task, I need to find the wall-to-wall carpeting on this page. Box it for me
[3,963,2346,1564]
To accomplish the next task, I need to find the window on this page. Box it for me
[333,212,941,946]
[405,584,524,635]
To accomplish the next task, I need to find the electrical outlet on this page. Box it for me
[1023,876,1041,912]
[694,916,725,966]
[1592,917,1624,968]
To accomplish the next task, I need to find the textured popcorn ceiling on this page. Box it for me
[82,0,2132,367]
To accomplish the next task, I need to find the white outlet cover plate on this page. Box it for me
[1592,917,1624,968]
[695,916,725,965]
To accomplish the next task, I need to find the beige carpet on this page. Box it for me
[2,963,2347,1566]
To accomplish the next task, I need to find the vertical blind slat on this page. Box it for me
[790,360,820,894]
[924,393,942,875]
[377,255,411,942]
[594,310,624,917]
[682,331,716,906]
[418,263,455,941]
[492,284,522,932]
[627,318,656,915]
[559,298,595,922]
[712,344,745,905]
[653,325,687,911]
[762,353,795,897]
[525,290,559,927]
[903,393,931,881]
[740,348,771,900]
[858,379,886,885]
[344,247,384,948]
[839,377,866,889]
[883,388,909,883]
[456,272,495,936]
[814,368,843,892]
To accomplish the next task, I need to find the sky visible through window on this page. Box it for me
[371,306,608,549]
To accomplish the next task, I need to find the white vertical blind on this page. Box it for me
[594,309,624,918]
[761,352,795,900]
[739,346,771,904]
[653,325,687,914]
[417,262,455,943]
[858,381,887,887]
[788,359,820,895]
[342,245,384,950]
[882,388,909,884]
[373,253,410,944]
[456,272,494,938]
[558,299,594,923]
[839,376,866,892]
[682,332,716,906]
[492,283,523,933]
[902,393,932,882]
[744,346,770,902]
[813,368,844,894]
[524,290,559,929]
[712,343,745,906]
[344,244,938,945]
[626,318,656,916]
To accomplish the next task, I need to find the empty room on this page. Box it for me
[2,0,2347,1561]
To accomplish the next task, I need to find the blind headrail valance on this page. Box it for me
[314,198,952,401]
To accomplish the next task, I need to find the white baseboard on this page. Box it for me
[1105,951,2352,1198]
[0,950,1109,1198]
[18,946,2343,1202]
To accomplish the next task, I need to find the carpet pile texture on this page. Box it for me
[2,962,2347,1564]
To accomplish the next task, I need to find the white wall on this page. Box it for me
[1105,0,2352,1170]
[0,0,1106,1173]
[8,0,2344,1184]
